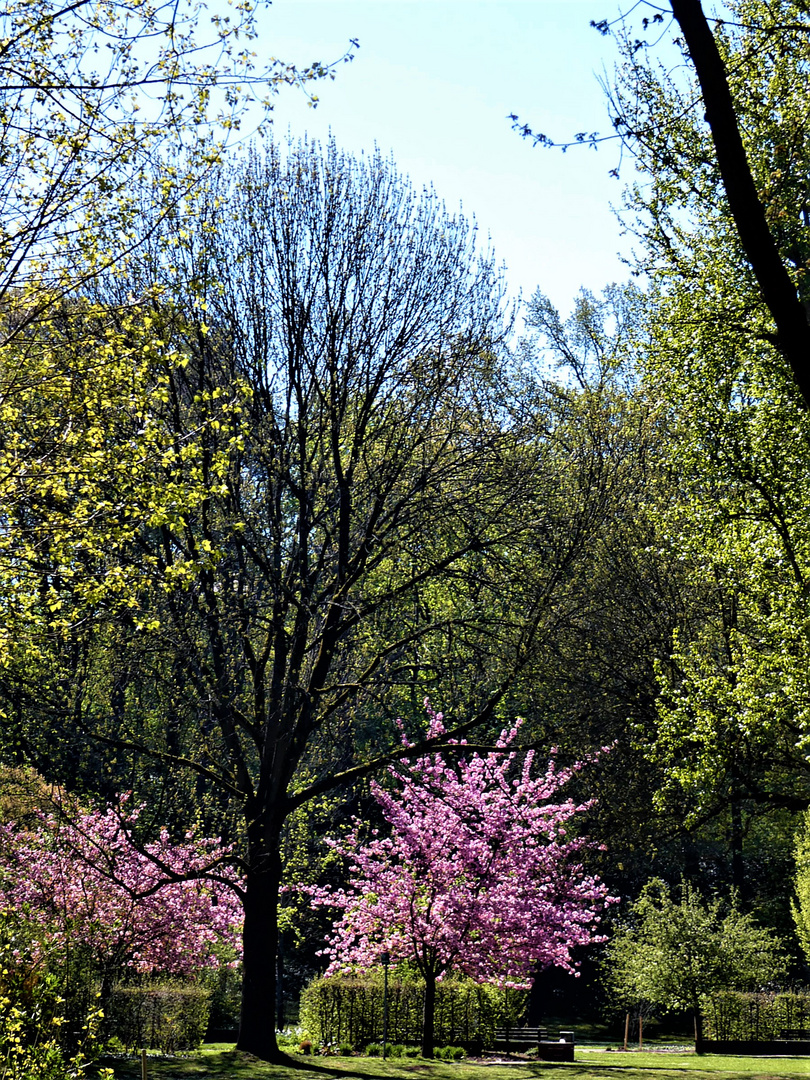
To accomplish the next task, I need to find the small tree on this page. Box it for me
[311,703,611,1057]
[604,879,786,1048]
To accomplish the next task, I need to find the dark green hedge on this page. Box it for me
[300,973,523,1048]
[103,983,211,1052]
[703,991,810,1041]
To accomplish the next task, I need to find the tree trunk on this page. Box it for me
[421,974,437,1059]
[694,1008,704,1055]
[236,841,287,1062]
[670,0,810,408]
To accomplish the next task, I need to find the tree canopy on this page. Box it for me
[590,0,810,896]
[9,0,810,1055]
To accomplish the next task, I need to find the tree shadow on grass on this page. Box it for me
[97,1048,441,1080]
[102,1049,772,1080]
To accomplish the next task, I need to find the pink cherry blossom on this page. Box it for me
[309,702,613,1054]
[0,795,242,976]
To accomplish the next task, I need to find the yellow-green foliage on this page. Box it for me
[0,911,103,1080]
[0,296,241,664]
[604,879,787,1014]
[1,0,337,336]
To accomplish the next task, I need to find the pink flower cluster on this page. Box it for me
[0,797,242,975]
[311,703,613,987]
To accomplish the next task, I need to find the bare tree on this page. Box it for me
[0,141,607,1060]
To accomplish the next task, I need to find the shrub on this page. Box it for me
[338,1042,354,1056]
[103,982,211,1052]
[435,1045,465,1060]
[366,1042,382,1056]
[703,990,810,1041]
[299,970,506,1047]
[390,1043,406,1057]
[200,954,242,1030]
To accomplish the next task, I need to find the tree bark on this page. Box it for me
[694,1008,704,1054]
[236,839,286,1062]
[421,975,437,1059]
[670,0,810,408]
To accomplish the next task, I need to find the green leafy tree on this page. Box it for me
[604,879,787,1046]
[583,0,810,406]
[589,0,810,890]
[513,0,810,923]
[514,286,702,890]
[665,0,810,407]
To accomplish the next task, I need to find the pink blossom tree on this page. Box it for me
[0,796,243,995]
[311,704,612,1057]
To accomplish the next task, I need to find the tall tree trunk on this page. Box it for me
[421,974,437,1059]
[236,840,286,1062]
[670,0,810,408]
[694,1007,704,1054]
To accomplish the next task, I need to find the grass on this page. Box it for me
[98,1044,810,1080]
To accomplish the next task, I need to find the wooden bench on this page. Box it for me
[494,1025,542,1051]
[493,1026,575,1060]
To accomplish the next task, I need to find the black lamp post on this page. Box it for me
[380,951,390,1060]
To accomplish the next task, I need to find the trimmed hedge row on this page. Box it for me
[300,973,524,1048]
[703,991,810,1041]
[103,984,211,1052]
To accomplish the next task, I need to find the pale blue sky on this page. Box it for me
[259,1,636,319]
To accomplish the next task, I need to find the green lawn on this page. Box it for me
[98,1045,810,1080]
